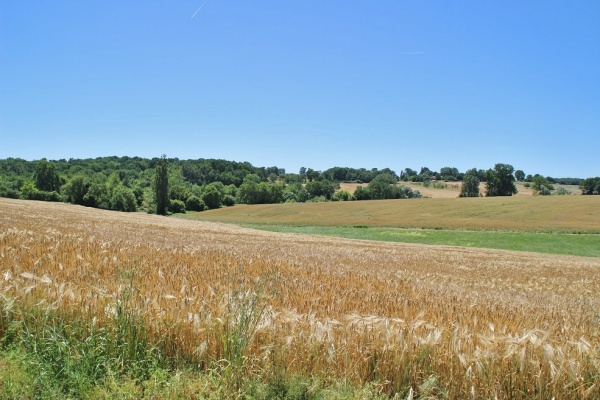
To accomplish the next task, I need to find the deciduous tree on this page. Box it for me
[515,170,525,181]
[485,164,517,197]
[33,160,61,192]
[531,174,554,194]
[459,169,480,197]
[580,177,600,195]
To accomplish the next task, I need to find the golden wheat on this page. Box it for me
[1,198,599,398]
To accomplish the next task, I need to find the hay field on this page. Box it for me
[339,182,581,198]
[1,198,599,398]
[339,182,463,199]
[190,195,600,233]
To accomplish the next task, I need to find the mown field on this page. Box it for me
[1,198,599,398]
[340,182,582,199]
[186,195,600,233]
[184,196,600,257]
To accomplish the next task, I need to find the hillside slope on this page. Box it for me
[187,195,600,232]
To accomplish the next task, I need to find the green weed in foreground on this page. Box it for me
[0,325,389,399]
[245,225,600,257]
[0,280,390,400]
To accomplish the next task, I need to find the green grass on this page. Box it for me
[242,224,600,258]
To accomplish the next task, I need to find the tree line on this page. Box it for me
[0,156,596,214]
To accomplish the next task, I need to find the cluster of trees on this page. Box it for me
[401,166,479,182]
[455,164,592,197]
[456,164,519,198]
[459,169,481,198]
[320,167,399,183]
[354,174,422,200]
[1,157,410,214]
[1,157,597,215]
[580,177,600,195]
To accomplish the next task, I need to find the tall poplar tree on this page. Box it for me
[154,155,169,215]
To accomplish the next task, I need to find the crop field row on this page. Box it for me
[187,195,600,233]
[1,198,599,398]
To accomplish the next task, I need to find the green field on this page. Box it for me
[242,224,600,257]
[183,196,600,257]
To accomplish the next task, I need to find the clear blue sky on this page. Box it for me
[1,1,598,178]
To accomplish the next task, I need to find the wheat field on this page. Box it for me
[1,198,599,398]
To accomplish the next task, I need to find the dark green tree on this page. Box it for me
[63,175,90,205]
[367,173,398,200]
[83,183,108,208]
[485,164,518,197]
[515,170,525,181]
[110,185,137,212]
[459,169,480,197]
[353,186,372,200]
[33,160,61,192]
[305,168,319,182]
[580,177,600,195]
[305,179,336,200]
[154,155,169,215]
[440,167,459,180]
[401,168,417,181]
[237,174,261,204]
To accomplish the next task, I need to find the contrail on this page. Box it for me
[401,52,425,54]
[191,0,208,18]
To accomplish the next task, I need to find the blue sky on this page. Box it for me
[1,1,598,178]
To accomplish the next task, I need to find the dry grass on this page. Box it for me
[339,182,463,198]
[190,195,600,233]
[339,182,581,198]
[1,198,599,398]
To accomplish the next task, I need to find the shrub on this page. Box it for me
[307,196,327,203]
[202,185,223,209]
[555,187,571,196]
[169,199,186,213]
[222,194,236,207]
[332,190,354,201]
[0,182,20,199]
[26,189,64,202]
[538,185,551,196]
[401,186,422,199]
[185,195,205,212]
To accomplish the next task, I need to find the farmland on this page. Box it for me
[238,225,600,257]
[183,195,600,257]
[1,197,599,398]
[185,195,600,233]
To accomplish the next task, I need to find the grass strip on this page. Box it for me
[244,225,600,257]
